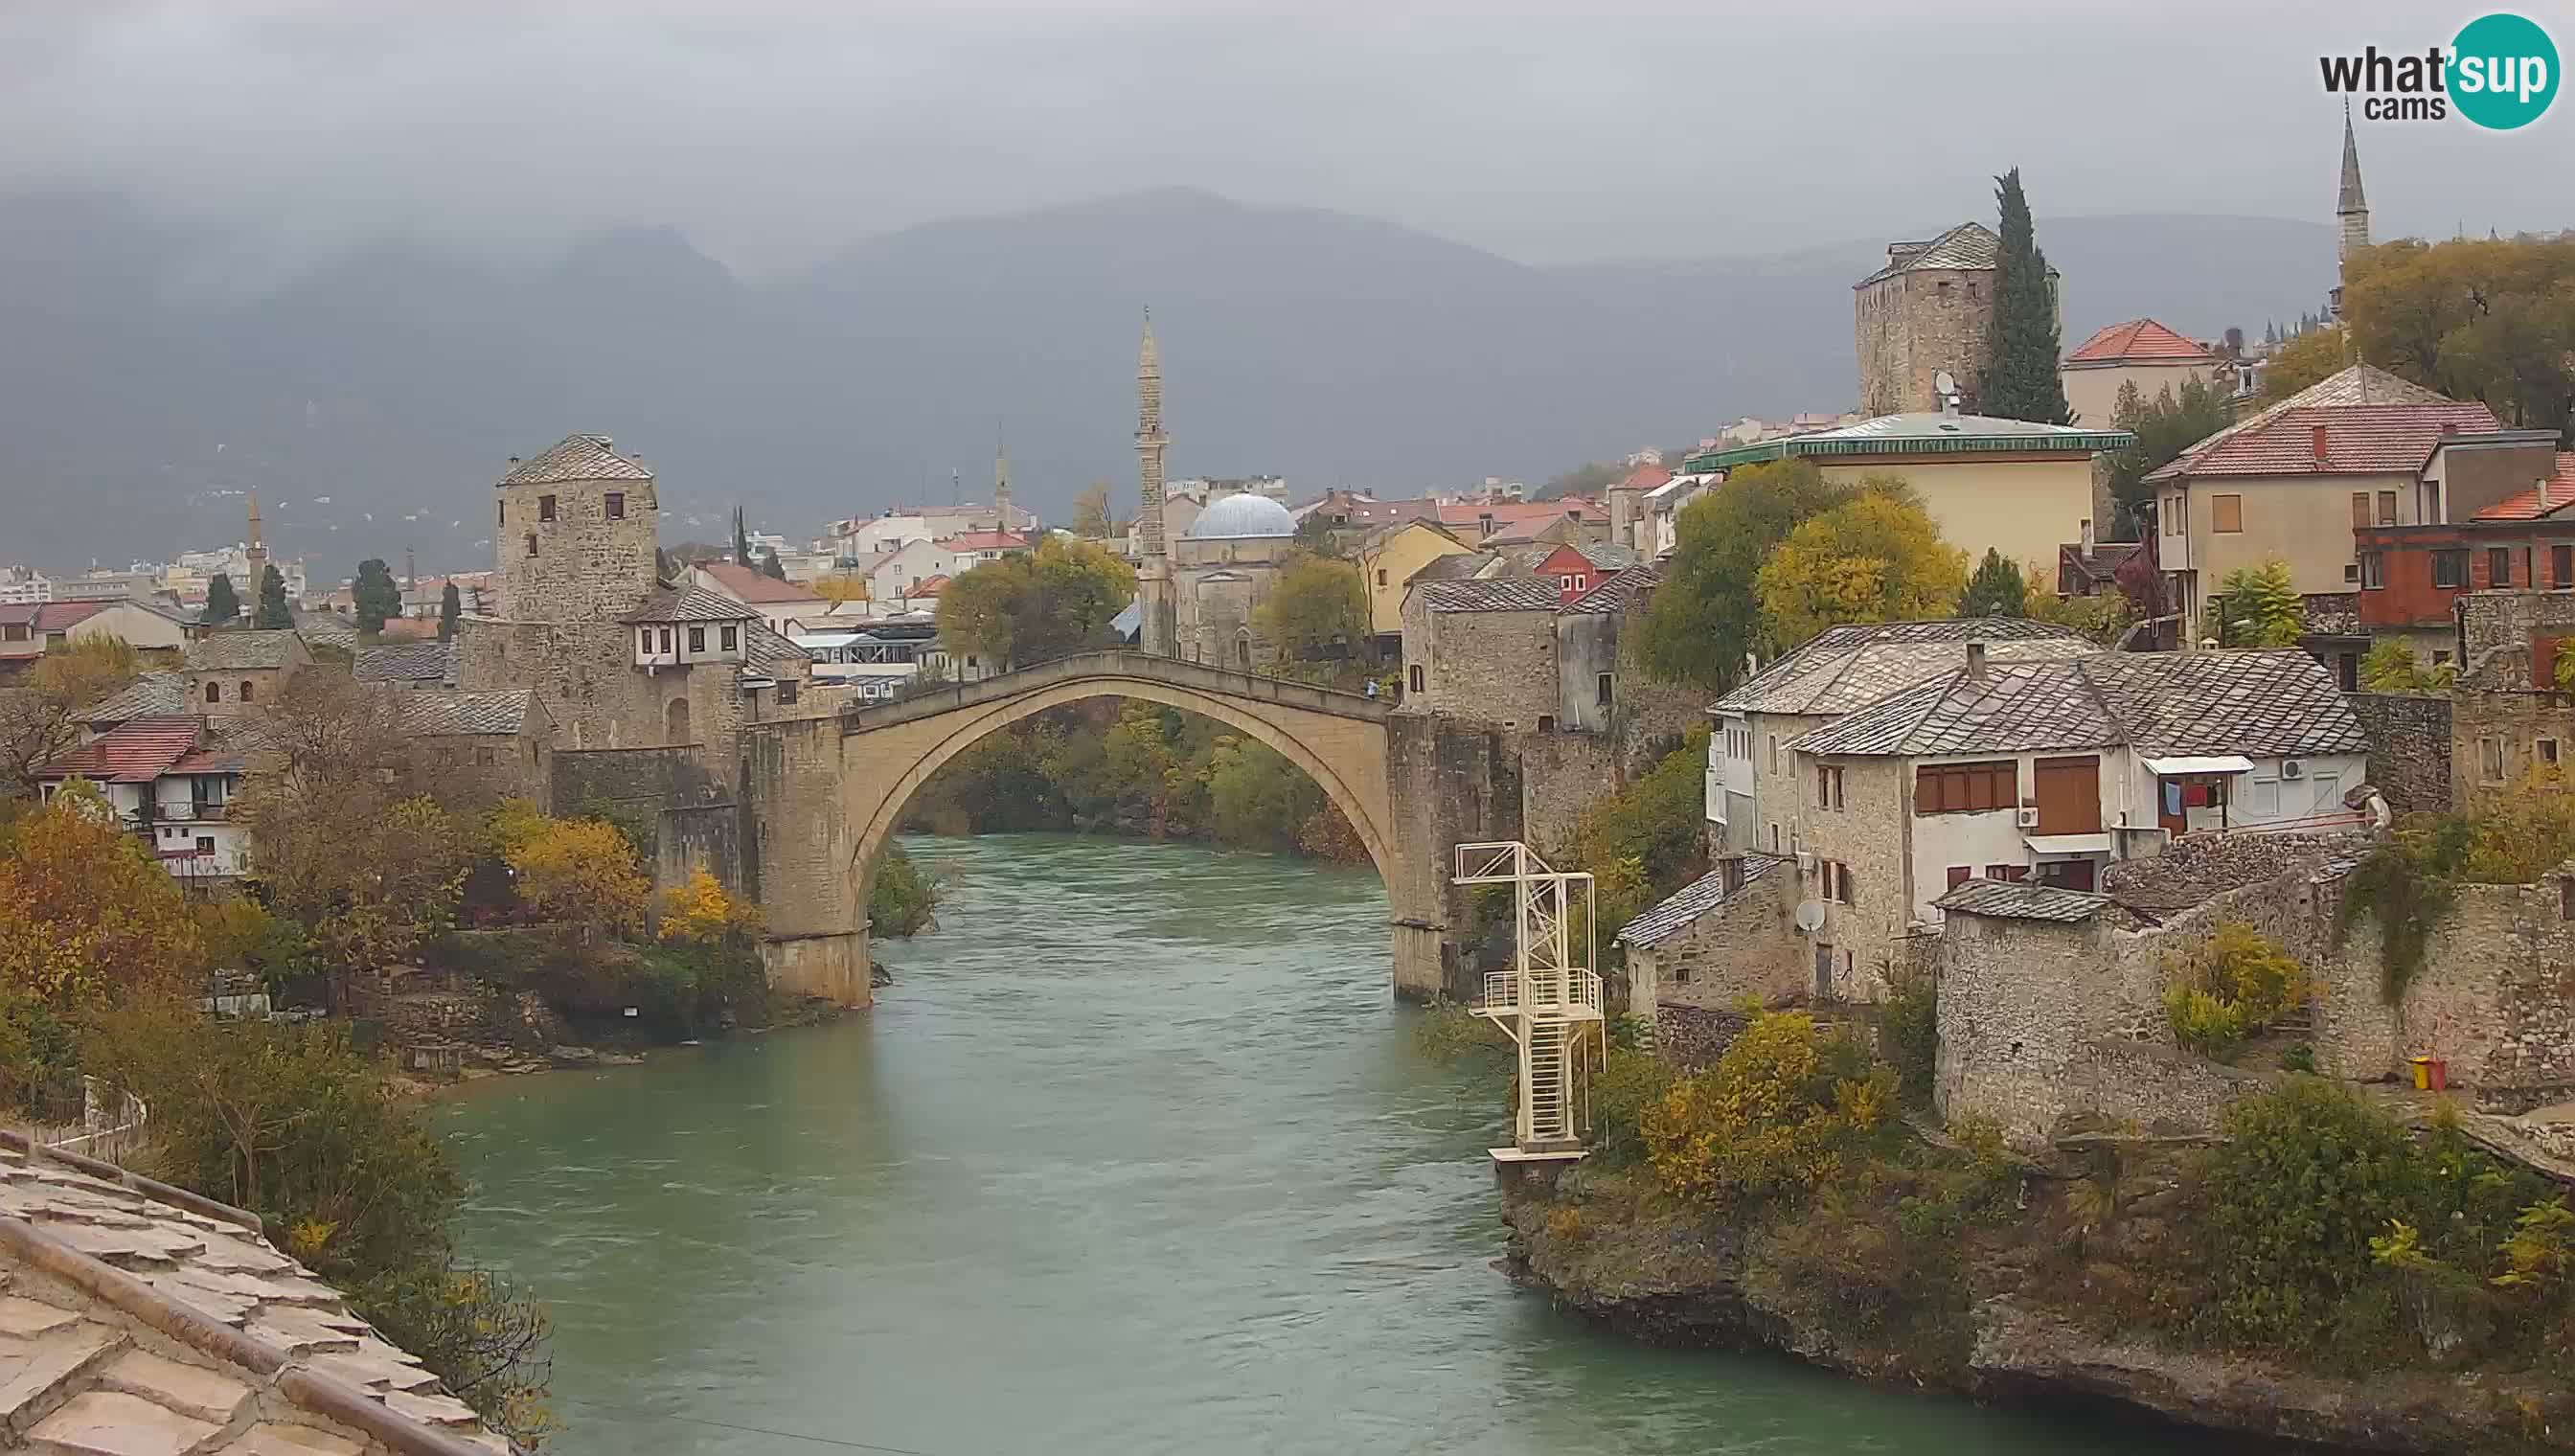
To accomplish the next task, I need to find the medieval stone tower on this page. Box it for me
[1133,310,1177,655]
[494,433,660,623]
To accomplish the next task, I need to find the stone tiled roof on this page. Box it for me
[184,631,300,672]
[1712,619,2094,717]
[78,672,188,726]
[290,613,360,652]
[1418,577,1562,614]
[2101,831,2372,916]
[741,620,809,676]
[352,642,456,685]
[399,690,533,738]
[0,1133,502,1452]
[1406,552,1493,584]
[1562,561,1662,615]
[1790,648,2370,760]
[1933,877,2110,922]
[619,586,759,626]
[2063,318,2215,366]
[1616,855,1784,948]
[1855,221,2001,286]
[498,433,651,486]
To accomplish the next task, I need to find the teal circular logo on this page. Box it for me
[2452,12,2559,129]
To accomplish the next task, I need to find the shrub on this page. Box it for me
[1879,960,1938,1107]
[1641,1010,1892,1209]
[657,868,764,944]
[1589,1046,1675,1168]
[2164,921,2306,1059]
[867,843,943,938]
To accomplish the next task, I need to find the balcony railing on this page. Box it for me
[151,802,229,823]
[1478,967,1603,1017]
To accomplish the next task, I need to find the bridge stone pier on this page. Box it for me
[738,651,1496,1008]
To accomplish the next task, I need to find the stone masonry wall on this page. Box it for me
[2451,689,2575,811]
[1401,595,1558,726]
[494,471,658,626]
[456,616,749,782]
[1629,867,1804,1015]
[1518,729,1619,860]
[1856,266,1994,417]
[1797,754,1913,1000]
[2348,692,2452,812]
[2458,589,2575,689]
[1386,714,1520,1001]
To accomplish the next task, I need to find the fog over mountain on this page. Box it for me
[0,185,2336,577]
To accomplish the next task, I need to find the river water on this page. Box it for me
[446,833,2273,1455]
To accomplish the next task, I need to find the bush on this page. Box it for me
[1641,1010,1893,1209]
[1879,960,1938,1107]
[867,844,943,938]
[1589,1046,1675,1168]
[2164,921,2307,1059]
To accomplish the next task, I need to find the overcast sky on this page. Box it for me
[1,1,2566,278]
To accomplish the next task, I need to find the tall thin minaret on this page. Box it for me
[2333,102,2370,320]
[1133,308,1175,655]
[993,422,1014,530]
[242,489,269,595]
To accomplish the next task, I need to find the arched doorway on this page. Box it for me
[666,696,693,745]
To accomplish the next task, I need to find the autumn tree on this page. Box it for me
[1634,460,1857,692]
[936,535,1135,668]
[437,582,461,641]
[1981,168,2070,424]
[1070,482,1114,538]
[254,563,292,629]
[0,636,142,803]
[2342,236,2575,438]
[656,868,763,944]
[0,783,205,1017]
[353,558,401,634]
[2103,376,2233,536]
[1958,548,2029,617]
[815,574,870,605]
[1253,552,1369,679]
[203,572,240,626]
[2261,325,2348,401]
[505,817,649,935]
[1753,481,1970,651]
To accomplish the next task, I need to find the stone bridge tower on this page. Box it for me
[493,434,659,623]
[1134,310,1177,655]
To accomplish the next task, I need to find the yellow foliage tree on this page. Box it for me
[0,783,204,1011]
[814,574,870,605]
[1753,482,1969,651]
[656,868,763,944]
[1641,1010,1890,1208]
[505,817,649,935]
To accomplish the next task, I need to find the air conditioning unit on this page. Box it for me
[2016,807,2040,828]
[1794,851,1814,876]
[2281,759,2305,780]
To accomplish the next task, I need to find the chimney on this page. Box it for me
[2311,422,2330,463]
[1966,641,1988,680]
[2541,474,2554,511]
[2080,517,2095,552]
[2442,421,2460,436]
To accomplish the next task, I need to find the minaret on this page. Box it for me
[1133,309,1175,655]
[993,424,1014,531]
[242,489,269,598]
[2333,102,2370,319]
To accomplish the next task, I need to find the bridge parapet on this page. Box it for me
[836,651,1389,735]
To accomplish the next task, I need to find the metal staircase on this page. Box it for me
[1457,841,1606,1161]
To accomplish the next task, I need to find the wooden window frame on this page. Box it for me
[2491,546,2513,587]
[2210,493,2244,534]
[2376,490,2398,527]
[1915,759,2017,815]
[2432,549,2469,589]
[605,491,626,520]
[2350,491,2371,529]
[539,493,558,523]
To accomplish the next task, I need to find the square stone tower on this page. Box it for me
[1853,221,2039,416]
[494,434,660,624]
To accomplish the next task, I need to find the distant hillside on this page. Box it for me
[0,188,2336,576]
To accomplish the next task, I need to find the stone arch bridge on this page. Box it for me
[735,651,1506,1008]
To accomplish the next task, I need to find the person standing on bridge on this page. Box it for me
[1365,678,1379,701]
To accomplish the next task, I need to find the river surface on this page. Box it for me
[446,833,2281,1455]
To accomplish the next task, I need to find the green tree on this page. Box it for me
[866,844,943,937]
[0,637,142,803]
[2211,557,2304,647]
[2359,639,2452,694]
[353,558,401,634]
[935,535,1135,669]
[203,572,240,626]
[762,549,787,580]
[2104,376,2234,537]
[733,506,753,568]
[254,563,291,629]
[1252,552,1369,678]
[1070,482,1114,538]
[438,581,461,641]
[1957,548,2028,617]
[1754,481,1971,650]
[1980,168,2070,423]
[1634,459,1857,692]
[1537,461,1625,501]
[2262,325,2348,401]
[1291,510,1345,558]
[2343,236,2575,438]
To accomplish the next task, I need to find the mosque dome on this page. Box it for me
[1185,492,1297,540]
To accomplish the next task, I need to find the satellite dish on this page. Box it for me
[1793,901,1827,935]
[1933,369,1958,398]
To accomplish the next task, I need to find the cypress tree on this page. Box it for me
[762,549,787,581]
[254,564,291,629]
[1958,548,2029,617]
[1980,168,2071,424]
[353,558,400,633]
[438,582,462,641]
[203,572,239,626]
[733,506,753,568]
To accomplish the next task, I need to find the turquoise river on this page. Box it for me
[444,833,2294,1455]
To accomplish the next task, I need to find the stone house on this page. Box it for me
[2058,317,2220,429]
[1682,409,2132,580]
[1639,471,1717,559]
[181,629,309,715]
[1706,618,2096,856]
[1618,853,1807,1016]
[2143,364,2499,646]
[1398,577,1561,721]
[400,688,553,810]
[1852,220,2057,417]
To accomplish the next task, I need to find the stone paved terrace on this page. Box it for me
[0,1132,502,1455]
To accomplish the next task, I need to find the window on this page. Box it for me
[1537,715,1555,732]
[605,491,625,520]
[2492,547,2513,587]
[720,625,738,650]
[659,626,673,653]
[1767,735,1780,773]
[2247,776,2280,816]
[2432,550,2468,588]
[639,628,653,654]
[1560,575,1576,591]
[1985,864,2028,882]
[474,745,497,766]
[1376,569,1387,587]
[525,533,537,557]
[1816,764,1844,809]
[2481,736,2506,783]
[2345,563,2361,582]
[2376,490,2397,526]
[2422,480,2444,524]
[1822,861,1856,905]
[1595,672,1613,708]
[1915,760,2017,814]
[779,679,800,706]
[2542,739,2561,766]
[1770,824,1781,853]
[2351,492,2371,529]
[238,680,253,702]
[2360,552,2385,589]
[688,626,706,653]
[1946,865,1971,890]
[204,681,220,704]
[2556,544,2573,589]
[497,501,505,526]
[538,494,558,522]
[2210,494,2244,534]
[1408,665,1424,694]
[194,836,214,856]
[2432,648,2453,666]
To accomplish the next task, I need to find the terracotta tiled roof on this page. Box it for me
[1434,498,1599,530]
[2148,402,2497,481]
[2471,454,2575,521]
[36,717,203,784]
[2145,364,2483,482]
[1618,463,1673,491]
[31,602,109,633]
[696,561,825,605]
[911,575,950,595]
[2064,319,2216,366]
[934,531,1031,553]
[498,433,651,486]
